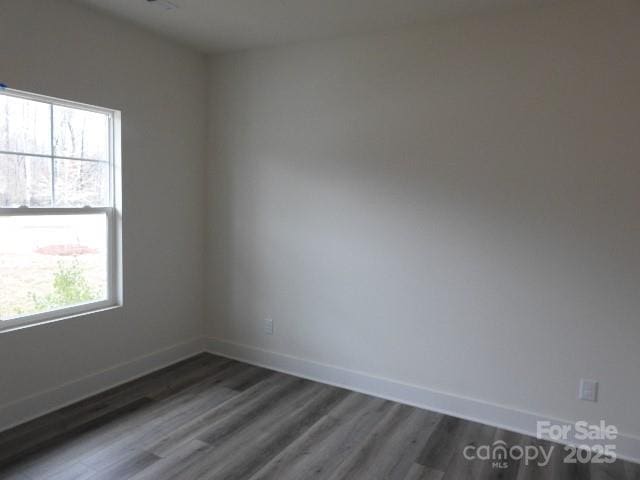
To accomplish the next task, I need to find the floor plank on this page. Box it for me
[0,353,637,480]
[247,393,393,480]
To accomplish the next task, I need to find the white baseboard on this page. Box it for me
[3,335,637,465]
[205,337,640,464]
[0,337,204,433]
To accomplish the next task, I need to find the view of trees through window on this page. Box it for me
[0,92,111,322]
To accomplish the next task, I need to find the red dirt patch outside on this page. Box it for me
[35,245,99,256]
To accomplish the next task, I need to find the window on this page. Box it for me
[0,89,121,331]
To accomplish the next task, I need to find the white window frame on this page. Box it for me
[0,88,122,332]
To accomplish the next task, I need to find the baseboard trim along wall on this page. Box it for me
[0,337,205,434]
[206,337,640,464]
[2,335,637,464]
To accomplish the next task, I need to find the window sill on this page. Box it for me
[0,303,122,334]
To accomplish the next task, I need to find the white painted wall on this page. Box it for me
[1,0,638,454]
[0,0,207,427]
[206,0,640,442]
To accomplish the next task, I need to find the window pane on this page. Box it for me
[53,159,109,207]
[53,106,108,161]
[0,94,51,155]
[0,214,108,321]
[0,154,52,207]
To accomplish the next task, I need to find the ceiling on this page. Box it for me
[74,0,558,53]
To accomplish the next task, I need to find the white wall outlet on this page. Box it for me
[579,379,598,402]
[265,318,274,335]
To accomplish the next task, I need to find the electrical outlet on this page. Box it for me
[579,379,598,402]
[265,318,274,335]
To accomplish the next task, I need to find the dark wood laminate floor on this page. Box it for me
[0,354,637,480]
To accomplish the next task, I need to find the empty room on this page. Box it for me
[0,0,638,478]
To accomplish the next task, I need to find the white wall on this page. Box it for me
[1,0,638,456]
[206,0,640,443]
[0,0,207,427]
